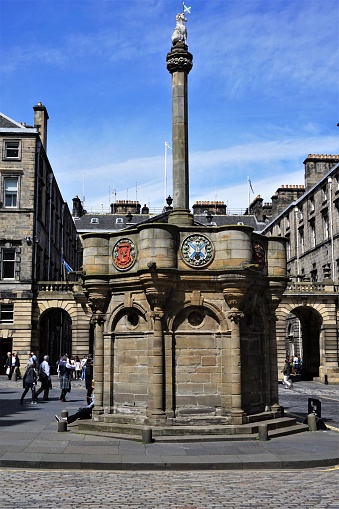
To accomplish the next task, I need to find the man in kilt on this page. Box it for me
[58,355,75,402]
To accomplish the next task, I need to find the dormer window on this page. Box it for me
[90,217,99,224]
[116,218,123,224]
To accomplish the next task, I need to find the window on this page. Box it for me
[299,228,304,254]
[310,221,316,248]
[90,218,99,224]
[3,140,20,160]
[0,249,16,279]
[323,214,329,240]
[310,196,315,212]
[4,177,18,207]
[310,263,318,282]
[322,185,327,203]
[0,304,14,323]
[116,218,123,224]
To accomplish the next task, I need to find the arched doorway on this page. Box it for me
[39,309,72,373]
[287,306,321,380]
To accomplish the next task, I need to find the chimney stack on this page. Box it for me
[33,102,49,151]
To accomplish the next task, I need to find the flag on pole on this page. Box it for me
[62,255,73,273]
[247,176,254,194]
[183,3,191,14]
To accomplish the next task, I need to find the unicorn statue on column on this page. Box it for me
[171,12,188,45]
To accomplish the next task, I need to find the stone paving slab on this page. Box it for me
[0,377,338,470]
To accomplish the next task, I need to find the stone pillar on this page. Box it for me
[228,310,246,424]
[147,309,166,423]
[223,282,247,424]
[166,42,193,226]
[93,311,105,414]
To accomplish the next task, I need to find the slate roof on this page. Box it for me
[0,112,25,129]
[75,211,266,234]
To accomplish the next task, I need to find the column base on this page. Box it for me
[168,208,193,226]
[146,410,168,426]
[229,409,247,425]
[271,403,284,417]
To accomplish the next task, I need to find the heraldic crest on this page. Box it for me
[112,238,136,271]
[181,234,214,268]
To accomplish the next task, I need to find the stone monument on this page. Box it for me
[80,12,288,438]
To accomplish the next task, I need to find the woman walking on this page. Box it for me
[19,361,37,404]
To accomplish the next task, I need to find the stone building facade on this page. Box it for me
[260,155,339,383]
[0,106,91,371]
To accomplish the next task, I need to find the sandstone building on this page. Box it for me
[256,155,339,383]
[0,106,90,371]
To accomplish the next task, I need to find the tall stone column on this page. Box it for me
[140,272,172,424]
[147,309,166,423]
[228,310,246,424]
[166,39,193,226]
[93,310,105,413]
[223,284,247,424]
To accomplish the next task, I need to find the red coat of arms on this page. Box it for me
[113,238,136,270]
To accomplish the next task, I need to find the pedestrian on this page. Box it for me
[4,352,12,379]
[35,355,51,401]
[55,381,95,424]
[30,352,38,367]
[19,361,38,404]
[84,357,93,404]
[58,354,75,402]
[293,355,299,375]
[11,352,17,378]
[282,359,293,389]
[81,355,87,380]
[74,355,81,380]
[12,352,21,381]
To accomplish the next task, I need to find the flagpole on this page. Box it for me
[164,141,167,204]
[164,142,172,204]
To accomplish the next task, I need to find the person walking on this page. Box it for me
[282,359,293,389]
[4,352,12,379]
[35,355,51,401]
[12,353,21,381]
[58,355,75,402]
[19,361,37,404]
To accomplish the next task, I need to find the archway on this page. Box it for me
[288,306,322,380]
[39,309,72,373]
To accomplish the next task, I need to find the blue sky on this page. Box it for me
[1,0,338,214]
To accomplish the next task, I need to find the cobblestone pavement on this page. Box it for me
[0,467,338,508]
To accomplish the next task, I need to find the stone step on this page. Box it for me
[79,416,299,440]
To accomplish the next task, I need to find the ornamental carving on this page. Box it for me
[181,234,214,268]
[112,238,136,271]
[166,55,193,73]
[252,241,265,271]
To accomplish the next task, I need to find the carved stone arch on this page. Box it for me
[276,301,324,324]
[169,299,227,333]
[110,302,150,333]
[38,306,73,373]
[36,300,79,320]
[277,300,324,380]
